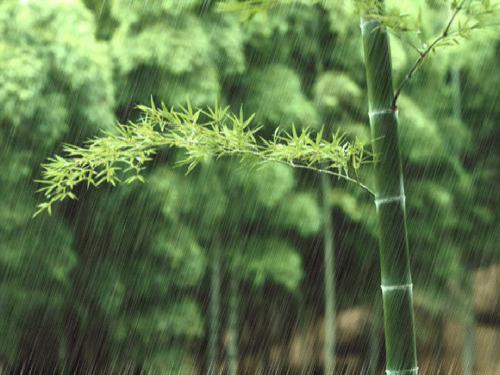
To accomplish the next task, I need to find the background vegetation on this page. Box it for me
[0,0,498,373]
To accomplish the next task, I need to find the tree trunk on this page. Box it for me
[208,244,221,374]
[321,173,336,375]
[360,2,418,374]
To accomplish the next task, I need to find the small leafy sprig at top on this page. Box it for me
[393,0,499,105]
[356,0,499,106]
[35,102,371,216]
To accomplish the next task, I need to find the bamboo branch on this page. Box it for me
[34,103,374,216]
[393,0,465,106]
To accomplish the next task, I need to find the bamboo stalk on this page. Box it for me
[227,272,239,375]
[321,173,336,375]
[462,273,475,375]
[208,244,221,374]
[452,68,475,375]
[360,2,418,374]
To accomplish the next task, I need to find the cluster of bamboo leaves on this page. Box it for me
[354,0,500,103]
[35,102,370,216]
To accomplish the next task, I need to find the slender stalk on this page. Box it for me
[360,2,418,374]
[321,173,336,375]
[227,272,239,375]
[208,244,221,374]
[452,68,475,375]
[462,272,475,375]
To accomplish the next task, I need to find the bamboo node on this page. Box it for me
[368,108,398,119]
[385,367,419,375]
[381,283,413,292]
[374,194,405,208]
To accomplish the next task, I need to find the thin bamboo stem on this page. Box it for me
[452,68,475,375]
[227,272,239,375]
[208,244,221,374]
[462,273,475,375]
[321,173,336,375]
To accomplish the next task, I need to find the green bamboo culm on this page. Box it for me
[359,2,418,374]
